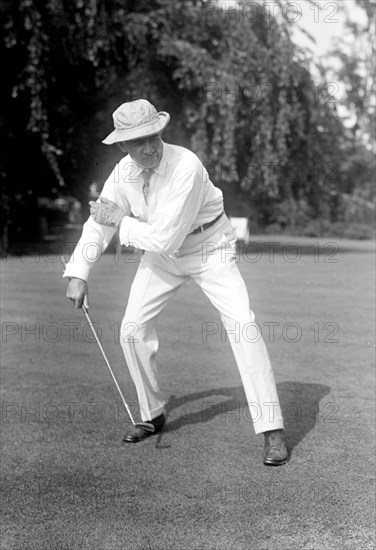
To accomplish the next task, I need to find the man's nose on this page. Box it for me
[144,140,154,154]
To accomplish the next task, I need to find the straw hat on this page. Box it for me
[102,99,170,145]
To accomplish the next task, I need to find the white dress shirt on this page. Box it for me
[64,142,223,281]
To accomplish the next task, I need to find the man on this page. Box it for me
[64,99,288,466]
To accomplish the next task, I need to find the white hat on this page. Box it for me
[102,99,170,145]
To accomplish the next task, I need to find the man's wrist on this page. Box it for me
[67,276,87,284]
[117,214,127,229]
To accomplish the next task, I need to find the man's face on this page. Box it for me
[118,133,163,169]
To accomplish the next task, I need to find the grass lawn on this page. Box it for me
[1,236,375,550]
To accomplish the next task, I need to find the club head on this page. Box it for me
[134,422,155,433]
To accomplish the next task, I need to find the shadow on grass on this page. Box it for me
[157,382,331,456]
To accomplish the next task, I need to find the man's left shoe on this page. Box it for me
[263,429,288,466]
[123,413,165,443]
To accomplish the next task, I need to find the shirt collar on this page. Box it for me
[152,142,168,177]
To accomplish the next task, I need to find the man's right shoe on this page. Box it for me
[123,413,165,443]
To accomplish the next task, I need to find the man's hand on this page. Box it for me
[66,277,89,309]
[89,197,126,227]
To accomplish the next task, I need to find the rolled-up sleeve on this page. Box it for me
[118,168,205,253]
[63,219,117,281]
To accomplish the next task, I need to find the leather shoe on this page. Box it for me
[123,413,165,443]
[263,429,288,466]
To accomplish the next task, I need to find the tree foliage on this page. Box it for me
[323,0,375,205]
[328,0,375,145]
[1,0,362,240]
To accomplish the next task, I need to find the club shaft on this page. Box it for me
[61,256,136,426]
[81,305,136,425]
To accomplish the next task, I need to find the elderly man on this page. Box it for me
[64,99,288,466]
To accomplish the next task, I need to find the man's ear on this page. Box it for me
[117,142,128,153]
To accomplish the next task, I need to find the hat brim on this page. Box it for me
[102,111,170,145]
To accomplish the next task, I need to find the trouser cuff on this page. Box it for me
[141,404,166,422]
[254,419,284,435]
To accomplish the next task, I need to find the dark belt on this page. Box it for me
[188,211,224,236]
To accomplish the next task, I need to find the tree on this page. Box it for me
[1,0,354,244]
[321,0,375,209]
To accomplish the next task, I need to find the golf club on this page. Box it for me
[61,256,155,433]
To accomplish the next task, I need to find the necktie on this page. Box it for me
[141,169,153,205]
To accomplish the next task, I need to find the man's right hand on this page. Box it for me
[66,277,89,309]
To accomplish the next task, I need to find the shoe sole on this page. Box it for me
[122,425,165,443]
[263,458,288,466]
[123,436,150,443]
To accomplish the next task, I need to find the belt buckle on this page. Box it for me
[200,225,204,234]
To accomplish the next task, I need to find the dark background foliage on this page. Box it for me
[1,0,374,247]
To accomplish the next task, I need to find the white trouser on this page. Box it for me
[120,216,284,434]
